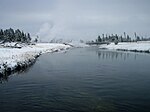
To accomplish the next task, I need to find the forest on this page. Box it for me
[0,28,31,43]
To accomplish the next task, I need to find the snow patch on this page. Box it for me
[0,43,71,74]
[99,41,150,53]
[68,41,89,48]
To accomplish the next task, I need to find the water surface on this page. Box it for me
[0,47,150,112]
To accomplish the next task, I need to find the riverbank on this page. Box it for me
[0,43,71,75]
[99,41,150,53]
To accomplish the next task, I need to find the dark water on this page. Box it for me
[0,47,150,112]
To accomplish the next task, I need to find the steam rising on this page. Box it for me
[1,0,150,41]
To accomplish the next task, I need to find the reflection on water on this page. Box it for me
[0,48,150,112]
[0,74,8,83]
[96,50,138,60]
[0,61,35,84]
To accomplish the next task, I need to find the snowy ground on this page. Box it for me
[0,43,71,74]
[68,41,89,48]
[99,41,150,53]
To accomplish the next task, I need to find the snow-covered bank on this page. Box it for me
[0,43,71,75]
[99,41,150,53]
[68,41,89,48]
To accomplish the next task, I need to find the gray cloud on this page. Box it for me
[1,0,150,41]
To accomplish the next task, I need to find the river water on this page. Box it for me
[0,47,150,112]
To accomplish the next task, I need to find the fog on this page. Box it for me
[0,0,150,41]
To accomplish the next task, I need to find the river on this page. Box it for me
[0,47,150,112]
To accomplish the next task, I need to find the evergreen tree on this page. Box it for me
[102,34,105,42]
[127,35,131,42]
[0,29,4,41]
[9,28,15,41]
[136,36,140,41]
[95,39,98,42]
[98,35,102,42]
[134,32,137,39]
[0,29,4,36]
[124,32,126,38]
[0,28,32,43]
[27,33,31,43]
[34,36,38,43]
[15,29,22,42]
[105,34,108,41]
[115,34,118,40]
[120,35,123,42]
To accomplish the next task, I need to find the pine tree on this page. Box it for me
[127,35,130,42]
[136,36,140,41]
[120,35,123,42]
[134,32,137,39]
[0,29,4,35]
[115,34,118,40]
[34,36,38,43]
[0,29,4,41]
[102,34,105,42]
[27,33,31,43]
[15,29,22,42]
[0,28,31,43]
[98,35,102,42]
[9,28,15,41]
[124,32,126,38]
[105,34,108,41]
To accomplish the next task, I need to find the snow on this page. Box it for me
[0,43,71,74]
[68,41,89,48]
[1,42,27,48]
[99,41,150,52]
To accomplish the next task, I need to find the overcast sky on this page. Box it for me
[0,0,150,41]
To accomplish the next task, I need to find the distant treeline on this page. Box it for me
[94,32,150,43]
[0,28,31,43]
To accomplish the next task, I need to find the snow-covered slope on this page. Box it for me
[0,43,71,74]
[99,41,150,52]
[68,41,89,48]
